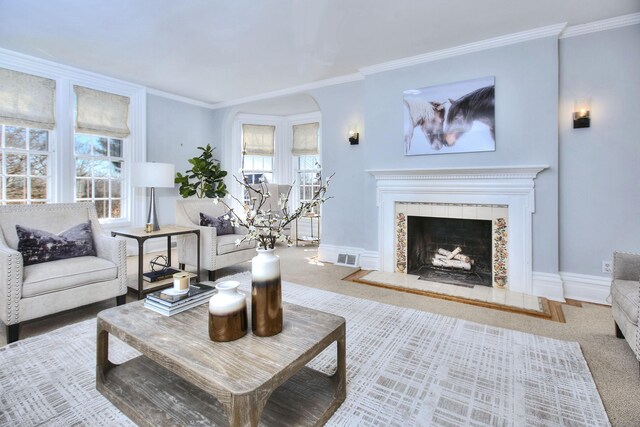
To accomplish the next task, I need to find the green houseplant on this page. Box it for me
[175,144,228,198]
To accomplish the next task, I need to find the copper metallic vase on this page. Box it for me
[251,248,283,337]
[208,281,248,342]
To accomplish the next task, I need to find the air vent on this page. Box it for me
[336,253,359,267]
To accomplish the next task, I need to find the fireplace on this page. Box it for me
[407,216,493,287]
[396,202,508,288]
[368,166,549,298]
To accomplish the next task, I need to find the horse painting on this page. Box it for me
[444,85,495,146]
[403,97,445,152]
[403,76,495,155]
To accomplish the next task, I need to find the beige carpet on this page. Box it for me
[1,245,637,426]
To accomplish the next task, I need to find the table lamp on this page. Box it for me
[133,162,175,232]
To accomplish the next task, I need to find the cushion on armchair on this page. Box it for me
[612,279,640,326]
[200,212,234,236]
[16,221,96,266]
[22,256,117,298]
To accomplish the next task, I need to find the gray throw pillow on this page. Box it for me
[199,212,234,235]
[16,221,97,266]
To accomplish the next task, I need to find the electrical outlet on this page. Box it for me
[602,260,613,274]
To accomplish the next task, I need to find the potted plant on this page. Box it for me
[174,144,228,198]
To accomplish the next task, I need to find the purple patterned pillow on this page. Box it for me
[16,221,97,266]
[199,212,234,235]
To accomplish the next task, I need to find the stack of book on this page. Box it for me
[144,283,216,316]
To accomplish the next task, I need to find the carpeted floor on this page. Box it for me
[0,272,609,426]
[0,246,637,426]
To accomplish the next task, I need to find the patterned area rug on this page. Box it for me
[0,272,609,426]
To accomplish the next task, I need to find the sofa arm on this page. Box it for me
[613,252,640,281]
[0,244,23,325]
[177,225,218,271]
[94,233,128,295]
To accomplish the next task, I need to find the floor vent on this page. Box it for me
[336,253,359,267]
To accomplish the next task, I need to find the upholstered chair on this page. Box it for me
[611,251,640,364]
[0,203,127,343]
[175,199,256,281]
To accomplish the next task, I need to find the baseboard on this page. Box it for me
[360,251,380,271]
[318,244,379,269]
[561,271,611,305]
[532,272,566,302]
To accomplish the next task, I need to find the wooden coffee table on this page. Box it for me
[96,298,346,426]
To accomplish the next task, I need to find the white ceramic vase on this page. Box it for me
[251,247,283,337]
[208,280,247,342]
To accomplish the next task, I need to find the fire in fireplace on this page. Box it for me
[406,216,492,287]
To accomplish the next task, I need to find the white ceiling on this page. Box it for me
[0,1,638,105]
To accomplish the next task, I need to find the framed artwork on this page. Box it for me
[403,76,495,156]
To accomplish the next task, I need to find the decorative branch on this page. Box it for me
[214,164,333,250]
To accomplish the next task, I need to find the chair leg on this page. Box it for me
[179,263,185,271]
[208,270,216,281]
[7,323,19,344]
[116,295,126,306]
[615,321,625,339]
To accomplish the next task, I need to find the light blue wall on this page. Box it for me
[145,24,640,279]
[360,37,560,273]
[309,81,366,249]
[146,94,223,224]
[559,24,640,276]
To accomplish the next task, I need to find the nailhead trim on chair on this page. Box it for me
[0,202,125,325]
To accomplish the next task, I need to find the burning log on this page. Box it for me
[431,257,472,270]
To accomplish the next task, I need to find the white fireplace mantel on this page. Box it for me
[367,165,548,181]
[367,165,549,297]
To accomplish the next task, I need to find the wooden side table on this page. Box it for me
[295,212,320,246]
[111,225,200,300]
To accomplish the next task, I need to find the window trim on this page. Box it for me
[0,48,147,229]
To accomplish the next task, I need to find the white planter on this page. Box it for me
[208,280,247,342]
[251,248,283,337]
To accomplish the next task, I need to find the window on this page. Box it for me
[0,125,50,204]
[295,155,321,212]
[74,134,124,219]
[241,123,275,203]
[241,155,273,203]
[0,57,144,225]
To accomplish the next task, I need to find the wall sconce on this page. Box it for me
[573,98,591,129]
[348,130,359,145]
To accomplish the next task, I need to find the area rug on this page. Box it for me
[0,272,609,426]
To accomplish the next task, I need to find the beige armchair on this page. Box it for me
[0,203,127,343]
[175,199,256,281]
[611,251,640,364]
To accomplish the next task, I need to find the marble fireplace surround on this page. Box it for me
[368,166,548,296]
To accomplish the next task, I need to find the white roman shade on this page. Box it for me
[74,85,130,138]
[0,67,56,130]
[242,124,275,156]
[292,122,319,156]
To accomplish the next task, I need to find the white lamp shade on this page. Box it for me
[132,162,175,188]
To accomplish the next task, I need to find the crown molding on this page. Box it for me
[0,47,145,94]
[560,12,640,39]
[359,23,567,76]
[146,87,217,109]
[367,166,549,181]
[208,73,363,110]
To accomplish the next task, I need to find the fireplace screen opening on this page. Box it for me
[406,216,492,287]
